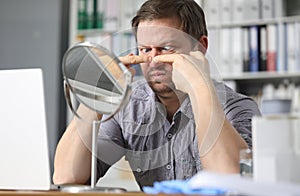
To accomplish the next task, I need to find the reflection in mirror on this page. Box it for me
[62,42,132,122]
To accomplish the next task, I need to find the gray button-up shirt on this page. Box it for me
[96,79,261,189]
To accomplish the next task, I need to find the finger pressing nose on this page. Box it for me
[119,53,151,65]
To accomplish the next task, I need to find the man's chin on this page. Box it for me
[148,81,174,94]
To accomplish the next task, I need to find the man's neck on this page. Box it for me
[156,91,187,122]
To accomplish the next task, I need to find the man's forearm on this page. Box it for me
[188,82,247,173]
[53,105,100,184]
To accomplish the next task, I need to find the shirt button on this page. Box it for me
[167,133,173,139]
[166,164,172,170]
[136,168,141,173]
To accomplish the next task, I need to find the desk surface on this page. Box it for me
[0,191,153,196]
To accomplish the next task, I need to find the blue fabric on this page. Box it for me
[143,179,227,195]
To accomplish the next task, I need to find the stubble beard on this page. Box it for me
[149,81,172,93]
[144,65,176,96]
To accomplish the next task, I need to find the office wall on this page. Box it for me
[0,0,69,177]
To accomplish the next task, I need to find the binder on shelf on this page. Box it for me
[276,23,286,71]
[266,24,277,71]
[232,27,243,74]
[219,28,232,74]
[86,0,94,29]
[286,22,299,72]
[203,0,220,25]
[220,0,233,24]
[103,0,120,31]
[249,26,260,72]
[260,0,274,19]
[242,27,250,72]
[274,0,286,18]
[120,0,135,30]
[77,0,88,30]
[76,0,107,30]
[243,0,260,21]
[296,23,300,71]
[232,0,244,23]
[207,28,221,74]
[260,26,267,71]
[95,0,106,29]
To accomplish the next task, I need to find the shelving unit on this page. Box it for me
[223,71,300,95]
[69,0,203,45]
[67,0,300,115]
[203,0,300,99]
[207,15,300,29]
[217,15,300,96]
[223,71,300,81]
[68,1,300,113]
[69,0,144,46]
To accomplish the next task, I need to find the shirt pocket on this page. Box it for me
[122,120,149,138]
[134,170,152,187]
[133,166,169,187]
[176,153,198,180]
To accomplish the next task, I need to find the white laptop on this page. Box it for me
[0,68,127,193]
[0,68,52,190]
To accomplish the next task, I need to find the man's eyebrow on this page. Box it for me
[137,40,179,48]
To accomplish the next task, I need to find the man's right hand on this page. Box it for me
[53,104,99,185]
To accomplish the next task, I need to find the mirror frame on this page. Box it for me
[62,42,132,122]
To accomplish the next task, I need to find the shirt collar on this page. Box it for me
[177,96,194,120]
[131,79,194,121]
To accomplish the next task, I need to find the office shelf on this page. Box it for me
[223,71,300,81]
[208,15,300,29]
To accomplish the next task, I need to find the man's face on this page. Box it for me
[136,18,194,95]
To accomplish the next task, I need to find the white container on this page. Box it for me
[252,115,300,183]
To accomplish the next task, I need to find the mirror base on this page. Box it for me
[59,185,126,193]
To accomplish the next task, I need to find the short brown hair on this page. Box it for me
[131,0,208,40]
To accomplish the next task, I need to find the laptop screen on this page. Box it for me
[0,68,52,190]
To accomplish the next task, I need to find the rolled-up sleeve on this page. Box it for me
[224,95,261,148]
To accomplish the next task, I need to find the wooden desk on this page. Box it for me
[0,191,152,196]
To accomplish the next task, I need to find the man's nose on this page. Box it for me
[148,48,162,67]
[148,48,162,58]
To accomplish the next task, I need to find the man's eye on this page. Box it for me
[139,48,151,53]
[161,46,175,53]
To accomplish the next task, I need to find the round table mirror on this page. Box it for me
[62,42,132,123]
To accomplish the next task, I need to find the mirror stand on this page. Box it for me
[61,42,131,193]
[91,120,100,189]
[60,120,126,193]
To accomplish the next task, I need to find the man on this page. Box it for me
[53,0,260,190]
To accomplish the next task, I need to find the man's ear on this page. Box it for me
[199,35,208,54]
